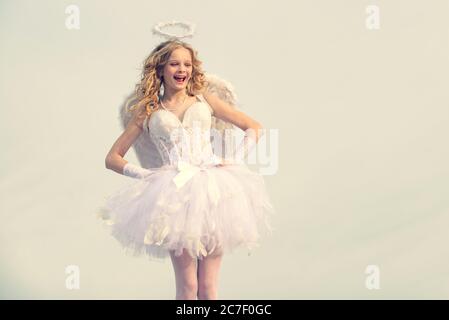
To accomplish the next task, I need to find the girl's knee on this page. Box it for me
[198,280,217,300]
[177,278,198,299]
[183,278,198,293]
[198,279,217,296]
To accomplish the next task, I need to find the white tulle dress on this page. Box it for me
[98,93,274,260]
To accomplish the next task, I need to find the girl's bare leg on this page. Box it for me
[169,249,198,300]
[197,251,223,300]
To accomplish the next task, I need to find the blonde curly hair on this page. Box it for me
[125,39,208,120]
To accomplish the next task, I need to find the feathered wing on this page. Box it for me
[118,73,241,167]
[202,73,242,159]
[119,92,164,169]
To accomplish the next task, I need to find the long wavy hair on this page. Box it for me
[125,39,208,120]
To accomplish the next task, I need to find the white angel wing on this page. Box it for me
[202,73,242,159]
[119,93,164,169]
[118,73,241,167]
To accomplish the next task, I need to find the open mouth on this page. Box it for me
[174,75,187,84]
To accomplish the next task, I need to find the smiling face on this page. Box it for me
[161,47,193,91]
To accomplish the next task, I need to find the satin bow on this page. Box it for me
[172,160,221,206]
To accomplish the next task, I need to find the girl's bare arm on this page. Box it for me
[202,92,264,140]
[105,111,146,175]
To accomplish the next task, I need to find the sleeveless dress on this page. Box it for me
[98,94,275,260]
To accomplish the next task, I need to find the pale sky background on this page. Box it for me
[1,0,448,299]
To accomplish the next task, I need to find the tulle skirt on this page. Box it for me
[97,163,275,260]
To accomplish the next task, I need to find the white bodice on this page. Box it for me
[143,94,219,167]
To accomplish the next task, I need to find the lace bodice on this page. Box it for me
[143,94,219,167]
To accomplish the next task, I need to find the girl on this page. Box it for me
[101,39,274,300]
